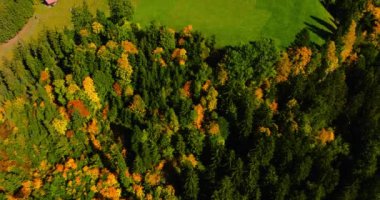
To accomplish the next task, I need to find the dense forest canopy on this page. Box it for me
[0,0,379,199]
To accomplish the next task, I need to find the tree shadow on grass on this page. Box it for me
[311,16,336,32]
[305,15,337,41]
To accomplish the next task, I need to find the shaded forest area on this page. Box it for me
[0,0,379,199]
[0,0,34,43]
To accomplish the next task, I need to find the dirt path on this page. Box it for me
[0,0,109,66]
[0,15,40,65]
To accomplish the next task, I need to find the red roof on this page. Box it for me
[45,0,57,5]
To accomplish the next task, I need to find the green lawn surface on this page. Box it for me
[133,0,333,47]
[0,0,109,63]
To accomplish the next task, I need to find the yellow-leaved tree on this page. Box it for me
[129,95,146,115]
[92,21,104,34]
[325,41,339,74]
[117,53,134,86]
[181,154,198,167]
[52,118,68,135]
[83,76,101,109]
[291,47,312,76]
[206,86,218,111]
[340,20,357,62]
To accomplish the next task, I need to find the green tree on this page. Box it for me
[109,0,134,23]
[182,168,200,200]
[71,2,93,31]
[211,177,235,200]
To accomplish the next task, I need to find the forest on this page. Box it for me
[0,0,379,199]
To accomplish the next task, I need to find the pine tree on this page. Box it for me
[109,0,134,23]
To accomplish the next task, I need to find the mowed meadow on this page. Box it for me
[133,0,333,46]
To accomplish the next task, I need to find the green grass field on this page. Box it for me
[0,0,108,64]
[133,0,333,46]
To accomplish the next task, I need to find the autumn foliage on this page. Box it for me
[40,70,50,82]
[121,41,138,54]
[83,76,101,108]
[275,52,292,83]
[129,95,146,114]
[113,82,122,96]
[208,121,220,135]
[171,48,187,65]
[369,3,380,35]
[181,154,198,167]
[318,128,335,145]
[255,88,264,100]
[340,20,357,62]
[145,172,161,186]
[44,85,54,101]
[182,25,193,37]
[183,81,192,98]
[67,100,90,117]
[259,126,271,136]
[87,119,99,135]
[117,53,134,85]
[290,47,312,76]
[152,47,167,67]
[206,86,218,111]
[92,21,104,34]
[194,104,204,129]
[1,3,378,199]
[325,41,339,73]
[269,100,278,113]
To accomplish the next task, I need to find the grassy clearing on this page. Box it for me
[0,0,33,43]
[0,17,39,62]
[0,0,109,63]
[31,0,109,41]
[133,0,333,47]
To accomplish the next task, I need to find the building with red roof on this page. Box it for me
[45,0,58,6]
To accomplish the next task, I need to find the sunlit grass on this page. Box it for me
[134,0,333,47]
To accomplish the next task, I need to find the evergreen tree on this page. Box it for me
[109,0,134,23]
